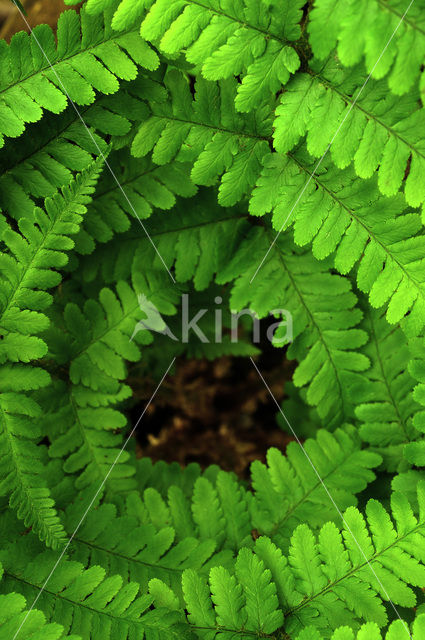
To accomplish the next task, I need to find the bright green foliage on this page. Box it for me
[250,426,381,548]
[355,307,419,471]
[0,161,103,548]
[0,4,157,147]
[131,69,272,207]
[140,0,303,112]
[83,150,197,244]
[0,555,80,638]
[298,615,425,640]
[219,230,369,425]
[1,462,425,639]
[131,69,425,338]
[45,279,165,491]
[0,591,78,640]
[0,159,103,362]
[0,109,105,221]
[63,477,238,600]
[0,424,381,638]
[2,1,425,639]
[274,58,425,207]
[252,149,425,335]
[82,200,368,425]
[309,0,425,96]
[405,337,425,467]
[177,482,425,637]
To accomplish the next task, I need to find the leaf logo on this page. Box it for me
[131,294,178,341]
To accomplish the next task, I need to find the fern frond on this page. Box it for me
[0,87,191,254]
[0,108,107,221]
[178,483,425,637]
[85,194,368,425]
[131,464,251,555]
[0,4,158,146]
[0,158,103,362]
[252,149,425,338]
[283,484,425,635]
[84,149,197,245]
[0,82,144,223]
[404,336,425,467]
[219,230,369,425]
[273,57,425,206]
[45,278,177,490]
[131,70,425,339]
[309,0,425,96]
[63,486,235,603]
[134,457,209,499]
[60,429,380,617]
[0,537,185,640]
[0,162,103,548]
[182,546,284,638]
[80,190,247,289]
[132,69,272,207]
[355,305,418,471]
[297,615,425,640]
[137,0,303,113]
[0,389,66,550]
[250,426,381,548]
[0,566,79,640]
[82,0,148,31]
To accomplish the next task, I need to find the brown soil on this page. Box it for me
[132,355,294,479]
[0,0,78,40]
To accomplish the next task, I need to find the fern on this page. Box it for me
[309,0,425,96]
[404,336,425,468]
[0,574,78,640]
[273,57,425,207]
[131,69,425,338]
[0,536,185,639]
[2,1,425,638]
[54,472,244,608]
[250,426,381,548]
[131,69,272,207]
[178,482,425,637]
[0,161,103,548]
[0,4,158,146]
[82,185,372,424]
[44,279,171,491]
[140,0,304,114]
[83,149,197,245]
[298,615,425,640]
[0,110,105,221]
[219,229,369,425]
[354,305,419,471]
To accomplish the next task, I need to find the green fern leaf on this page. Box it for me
[355,305,418,471]
[46,281,158,491]
[404,336,425,467]
[252,148,425,337]
[140,0,303,112]
[218,229,369,425]
[250,426,381,547]
[0,162,103,548]
[273,58,425,206]
[297,616,424,639]
[175,482,425,637]
[0,590,79,640]
[0,536,185,640]
[309,0,425,96]
[275,483,425,635]
[0,5,158,147]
